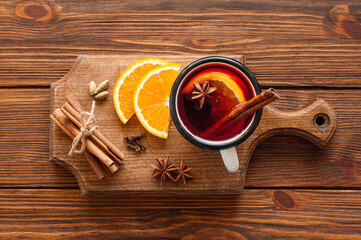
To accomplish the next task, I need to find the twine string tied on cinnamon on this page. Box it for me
[69,101,97,156]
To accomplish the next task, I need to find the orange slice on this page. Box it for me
[134,64,181,138]
[113,58,169,124]
[182,72,246,103]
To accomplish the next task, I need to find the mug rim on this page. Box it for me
[169,56,262,150]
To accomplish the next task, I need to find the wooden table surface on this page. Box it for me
[1,0,361,239]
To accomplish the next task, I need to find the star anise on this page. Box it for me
[175,160,193,184]
[191,81,217,109]
[150,156,177,185]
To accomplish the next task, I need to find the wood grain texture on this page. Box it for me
[0,189,360,239]
[0,1,360,87]
[328,5,361,39]
[50,55,337,195]
[1,0,361,237]
[0,89,77,187]
[1,87,360,189]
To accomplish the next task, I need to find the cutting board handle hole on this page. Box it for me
[313,113,330,131]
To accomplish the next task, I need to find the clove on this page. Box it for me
[131,136,146,151]
[124,134,146,152]
[127,143,141,151]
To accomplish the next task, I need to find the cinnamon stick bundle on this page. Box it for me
[50,95,124,180]
[62,102,123,164]
[204,88,280,137]
[66,95,124,163]
[50,114,107,180]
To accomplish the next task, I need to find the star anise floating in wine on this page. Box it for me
[150,156,177,185]
[175,159,193,184]
[191,81,217,109]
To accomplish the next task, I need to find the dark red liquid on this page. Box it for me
[177,63,255,141]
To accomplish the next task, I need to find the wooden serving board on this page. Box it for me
[50,55,337,195]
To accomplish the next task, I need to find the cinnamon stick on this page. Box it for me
[204,88,280,136]
[61,103,123,164]
[50,114,107,180]
[51,109,116,169]
[66,95,125,162]
[98,158,112,176]
[84,151,107,180]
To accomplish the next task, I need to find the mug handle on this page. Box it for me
[220,147,239,172]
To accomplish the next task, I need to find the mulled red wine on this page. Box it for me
[177,62,256,141]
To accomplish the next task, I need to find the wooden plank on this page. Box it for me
[2,0,359,40]
[0,189,360,239]
[0,56,77,87]
[1,88,360,189]
[2,39,361,87]
[0,1,360,86]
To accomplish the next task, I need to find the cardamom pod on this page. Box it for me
[95,91,109,100]
[95,80,109,94]
[89,81,97,95]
